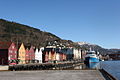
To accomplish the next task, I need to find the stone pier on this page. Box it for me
[0,70,105,80]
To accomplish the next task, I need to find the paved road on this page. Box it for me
[0,70,105,80]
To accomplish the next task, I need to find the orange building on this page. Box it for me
[18,43,26,64]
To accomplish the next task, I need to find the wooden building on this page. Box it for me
[25,48,30,64]
[18,43,26,64]
[35,48,39,63]
[8,43,17,65]
[39,47,44,63]
[35,47,44,63]
[65,48,74,60]
[73,48,82,60]
[0,42,17,65]
[109,53,120,60]
[43,48,54,63]
[43,48,67,63]
[22,45,35,64]
[29,46,35,63]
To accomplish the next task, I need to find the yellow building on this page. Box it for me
[18,43,26,64]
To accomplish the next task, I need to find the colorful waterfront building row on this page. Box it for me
[18,43,35,64]
[0,42,85,65]
[42,48,67,63]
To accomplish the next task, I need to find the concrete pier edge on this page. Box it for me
[99,69,116,80]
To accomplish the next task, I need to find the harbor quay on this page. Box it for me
[0,61,117,80]
[8,61,84,71]
[0,70,105,80]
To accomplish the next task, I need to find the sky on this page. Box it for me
[0,0,120,49]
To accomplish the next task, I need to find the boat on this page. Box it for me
[84,51,100,64]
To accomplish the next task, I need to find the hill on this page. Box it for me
[0,19,77,48]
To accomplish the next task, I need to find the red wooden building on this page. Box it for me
[59,53,67,61]
[29,46,35,63]
[43,48,67,63]
[0,42,17,65]
[25,46,35,63]
[25,48,30,64]
[45,52,49,62]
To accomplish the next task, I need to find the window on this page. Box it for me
[12,46,14,49]
[9,50,11,53]
[10,55,12,58]
[14,55,16,58]
[9,50,13,53]
[15,51,17,54]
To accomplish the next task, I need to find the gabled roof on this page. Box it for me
[17,43,29,50]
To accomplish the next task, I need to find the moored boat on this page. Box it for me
[84,51,100,64]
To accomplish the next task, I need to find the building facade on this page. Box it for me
[0,42,17,65]
[18,43,26,64]
[8,43,17,65]
[29,46,35,63]
[35,47,44,63]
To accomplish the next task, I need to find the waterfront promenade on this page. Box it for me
[0,70,105,80]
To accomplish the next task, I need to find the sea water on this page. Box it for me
[79,61,120,79]
[100,60,120,80]
[67,60,120,80]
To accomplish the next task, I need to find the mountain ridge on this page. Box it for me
[76,41,120,54]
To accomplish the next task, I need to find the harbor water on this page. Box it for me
[72,60,120,80]
[100,60,120,80]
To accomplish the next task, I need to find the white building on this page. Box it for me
[35,47,44,63]
[73,48,82,60]
[56,53,60,61]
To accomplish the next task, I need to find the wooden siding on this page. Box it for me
[8,43,17,65]
[18,43,26,64]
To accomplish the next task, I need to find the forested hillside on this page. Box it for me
[0,19,75,47]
